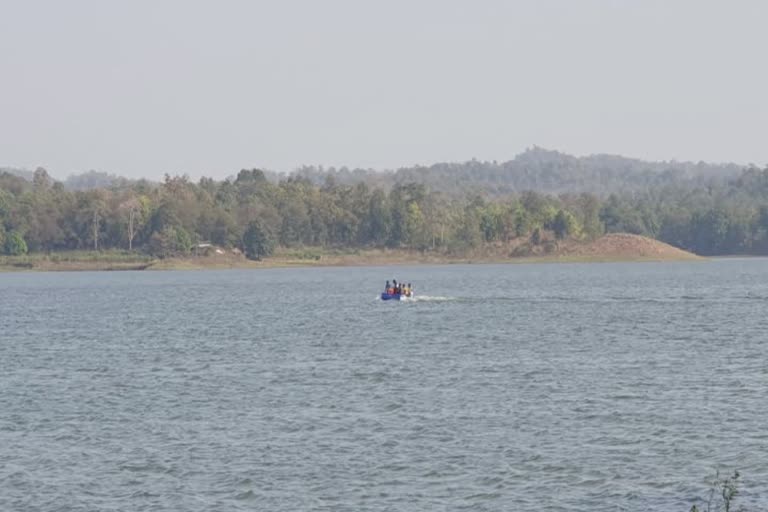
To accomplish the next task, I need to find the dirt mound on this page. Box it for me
[562,233,700,260]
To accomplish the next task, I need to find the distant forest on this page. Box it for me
[2,148,768,258]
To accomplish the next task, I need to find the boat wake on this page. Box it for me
[375,295,456,303]
[404,295,456,302]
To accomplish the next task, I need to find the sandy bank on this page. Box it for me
[0,234,702,272]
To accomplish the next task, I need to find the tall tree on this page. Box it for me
[242,220,274,260]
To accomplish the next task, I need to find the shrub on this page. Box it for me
[147,226,193,258]
[689,470,741,512]
[3,231,27,256]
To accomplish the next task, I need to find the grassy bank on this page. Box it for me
[0,251,155,271]
[0,242,703,272]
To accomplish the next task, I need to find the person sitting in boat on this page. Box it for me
[385,280,391,293]
[408,283,413,297]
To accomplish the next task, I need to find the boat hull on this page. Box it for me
[380,292,413,301]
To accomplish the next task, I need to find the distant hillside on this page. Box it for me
[62,170,134,191]
[0,167,138,190]
[2,148,746,196]
[292,147,744,197]
[0,167,34,182]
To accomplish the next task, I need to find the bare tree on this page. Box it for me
[121,198,142,251]
[92,208,100,251]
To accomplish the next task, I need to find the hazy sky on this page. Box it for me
[1,0,766,179]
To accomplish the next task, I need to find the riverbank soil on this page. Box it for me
[0,233,701,272]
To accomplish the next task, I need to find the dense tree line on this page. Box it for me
[2,164,768,259]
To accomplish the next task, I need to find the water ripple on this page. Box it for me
[2,261,768,510]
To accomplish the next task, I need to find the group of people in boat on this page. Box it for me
[384,279,413,297]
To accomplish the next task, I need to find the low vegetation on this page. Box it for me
[690,471,743,512]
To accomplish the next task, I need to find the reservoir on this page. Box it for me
[1,259,767,511]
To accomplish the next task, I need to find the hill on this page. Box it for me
[0,167,34,181]
[292,147,744,197]
[2,148,746,197]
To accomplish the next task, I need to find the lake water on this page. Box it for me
[2,259,768,511]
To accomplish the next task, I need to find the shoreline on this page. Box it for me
[0,251,706,273]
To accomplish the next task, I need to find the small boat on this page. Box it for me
[381,280,414,301]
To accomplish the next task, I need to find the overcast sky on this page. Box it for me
[1,0,766,179]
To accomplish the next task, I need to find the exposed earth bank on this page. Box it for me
[0,233,702,272]
[553,233,701,261]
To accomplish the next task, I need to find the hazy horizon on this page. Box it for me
[2,0,767,180]
[1,145,753,183]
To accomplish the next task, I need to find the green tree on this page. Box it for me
[530,227,542,245]
[174,226,193,254]
[32,167,52,191]
[577,193,603,239]
[658,210,692,250]
[690,208,730,255]
[147,226,193,257]
[278,199,312,247]
[4,231,28,255]
[551,209,579,240]
[599,195,648,235]
[451,206,483,251]
[243,220,274,260]
[363,189,390,245]
[511,204,531,237]
[404,202,427,248]
[479,203,505,242]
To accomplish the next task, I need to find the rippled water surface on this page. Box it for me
[2,259,768,511]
